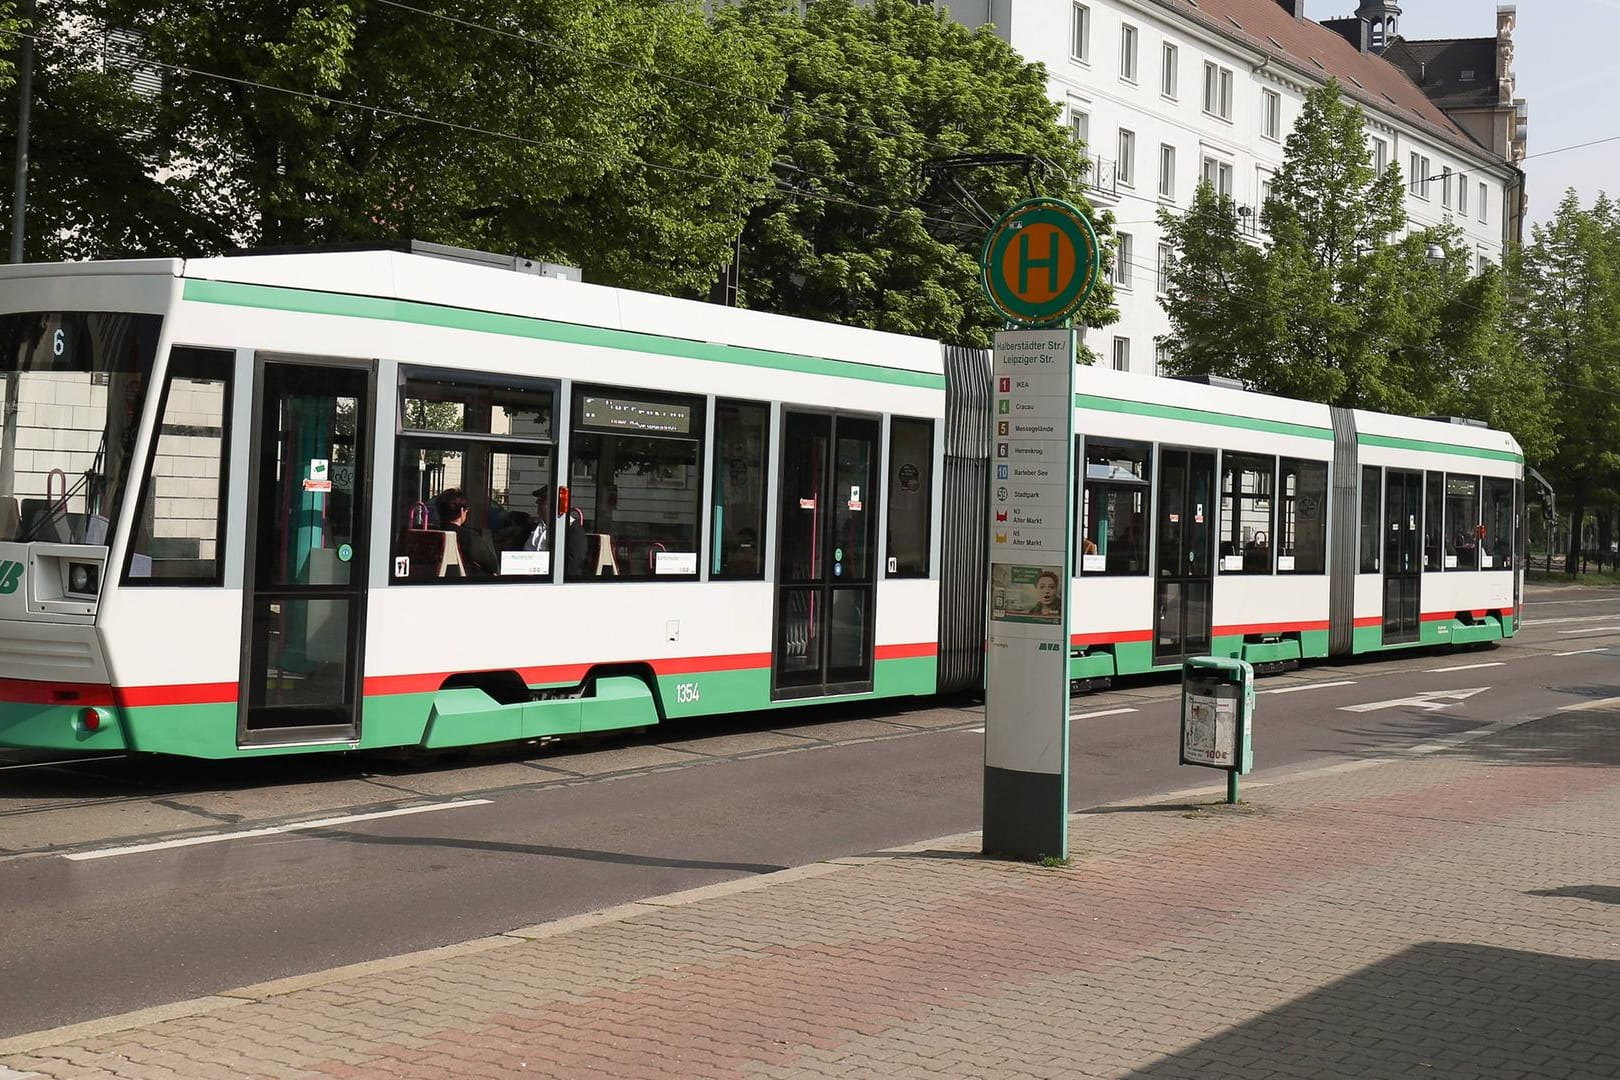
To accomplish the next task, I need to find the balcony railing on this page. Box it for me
[1086,154,1119,200]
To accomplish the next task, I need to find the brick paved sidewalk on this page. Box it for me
[5,711,1620,1080]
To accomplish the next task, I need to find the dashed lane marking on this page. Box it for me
[1258,680,1357,696]
[61,800,494,862]
[1424,661,1506,673]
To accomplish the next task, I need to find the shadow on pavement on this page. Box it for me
[1447,712,1620,768]
[1125,942,1620,1079]
[1527,884,1620,906]
[305,827,789,875]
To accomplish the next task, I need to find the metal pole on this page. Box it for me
[1226,769,1239,805]
[9,0,36,263]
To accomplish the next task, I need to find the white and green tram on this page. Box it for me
[0,248,1522,759]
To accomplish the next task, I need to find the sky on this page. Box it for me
[1307,0,1620,229]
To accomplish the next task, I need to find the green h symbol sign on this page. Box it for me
[1017,228,1061,295]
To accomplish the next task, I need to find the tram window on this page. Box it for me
[393,372,557,583]
[1080,438,1150,575]
[1424,472,1444,571]
[568,387,705,581]
[886,417,933,577]
[1219,452,1274,574]
[1444,474,1480,570]
[711,400,769,580]
[1358,466,1381,573]
[1277,458,1327,574]
[123,347,234,584]
[1482,477,1515,571]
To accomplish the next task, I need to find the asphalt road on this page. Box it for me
[3,584,1619,1037]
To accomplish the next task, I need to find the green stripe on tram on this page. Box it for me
[1357,433,1523,464]
[182,279,948,390]
[1075,394,1334,441]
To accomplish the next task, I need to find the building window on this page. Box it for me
[1113,232,1133,288]
[1278,459,1328,574]
[1154,341,1172,376]
[1203,62,1233,120]
[1410,153,1431,199]
[1158,143,1176,199]
[711,400,769,579]
[567,387,705,581]
[1117,129,1135,186]
[1477,252,1491,275]
[394,371,558,583]
[886,418,933,578]
[1162,42,1178,98]
[1120,23,1138,82]
[1441,166,1453,209]
[1220,453,1275,574]
[1262,89,1281,141]
[1479,182,1489,222]
[124,347,234,585]
[1156,242,1172,296]
[1202,156,1233,198]
[1112,337,1130,371]
[1071,3,1090,63]
[1068,106,1089,147]
[1080,438,1150,575]
[1259,172,1273,207]
[1444,474,1480,570]
[1458,172,1469,216]
[1371,136,1388,174]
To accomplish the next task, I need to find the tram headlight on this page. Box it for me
[67,561,100,596]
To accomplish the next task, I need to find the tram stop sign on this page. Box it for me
[980,197,1101,329]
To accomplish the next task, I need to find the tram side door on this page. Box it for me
[1383,469,1422,645]
[1153,448,1216,665]
[772,411,879,699]
[239,358,375,746]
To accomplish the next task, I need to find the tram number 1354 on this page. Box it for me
[675,682,702,704]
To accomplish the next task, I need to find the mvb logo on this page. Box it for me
[1037,642,1063,652]
[0,560,22,595]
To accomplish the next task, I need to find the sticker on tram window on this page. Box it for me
[502,550,551,576]
[394,556,410,577]
[1278,556,1295,571]
[654,551,698,575]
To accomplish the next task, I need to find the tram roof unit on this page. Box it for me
[1076,365,1523,465]
[183,250,946,382]
[0,250,946,384]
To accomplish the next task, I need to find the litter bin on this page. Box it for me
[1180,656,1255,802]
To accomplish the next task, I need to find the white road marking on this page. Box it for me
[1555,648,1610,657]
[1519,613,1620,627]
[62,800,494,862]
[1340,687,1490,713]
[0,756,125,772]
[1423,661,1506,673]
[1525,596,1620,606]
[1555,626,1620,636]
[1558,695,1620,712]
[968,727,985,733]
[1070,707,1138,720]
[1258,680,1357,696]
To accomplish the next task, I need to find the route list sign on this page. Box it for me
[983,328,1077,861]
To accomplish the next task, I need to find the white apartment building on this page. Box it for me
[938,0,1526,374]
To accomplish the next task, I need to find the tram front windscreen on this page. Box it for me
[0,311,163,547]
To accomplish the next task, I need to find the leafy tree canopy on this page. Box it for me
[36,0,784,296]
[728,0,1115,350]
[1158,79,1541,455]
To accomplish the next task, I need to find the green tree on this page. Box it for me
[729,0,1114,349]
[65,0,783,294]
[1159,80,1523,431]
[0,16,229,261]
[1511,190,1620,572]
